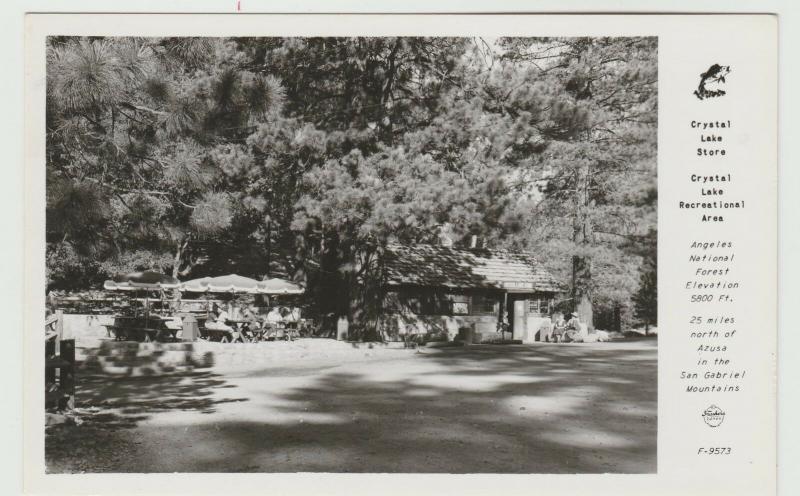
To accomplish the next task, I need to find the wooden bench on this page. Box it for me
[199,326,253,343]
[200,327,231,342]
[102,325,177,342]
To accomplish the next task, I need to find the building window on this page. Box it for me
[452,295,469,315]
[421,294,449,315]
[471,294,498,316]
[529,298,551,316]
[402,292,453,316]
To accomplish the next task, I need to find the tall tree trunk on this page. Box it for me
[572,256,594,331]
[316,230,351,334]
[264,219,272,277]
[354,245,384,341]
[172,238,189,279]
[573,162,595,331]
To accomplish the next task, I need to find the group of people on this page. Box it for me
[550,312,583,343]
[204,303,302,342]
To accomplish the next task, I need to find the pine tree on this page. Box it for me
[494,37,658,330]
[46,37,286,284]
[46,36,657,339]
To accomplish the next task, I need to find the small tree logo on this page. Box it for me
[694,64,731,100]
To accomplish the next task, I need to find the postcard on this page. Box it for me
[22,13,777,496]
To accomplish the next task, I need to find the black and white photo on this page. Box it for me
[42,35,658,474]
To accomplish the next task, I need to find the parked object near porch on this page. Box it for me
[536,320,554,342]
[458,325,475,345]
[336,316,349,341]
[181,313,200,342]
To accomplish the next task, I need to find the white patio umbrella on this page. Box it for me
[259,277,305,295]
[180,274,264,294]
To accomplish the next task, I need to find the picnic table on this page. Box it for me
[192,318,313,343]
[103,315,179,342]
[196,318,247,343]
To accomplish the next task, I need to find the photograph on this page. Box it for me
[42,35,658,474]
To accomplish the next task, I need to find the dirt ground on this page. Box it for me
[46,339,657,474]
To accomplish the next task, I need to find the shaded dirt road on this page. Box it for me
[46,340,656,473]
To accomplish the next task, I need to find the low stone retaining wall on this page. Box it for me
[77,338,416,376]
[79,341,213,377]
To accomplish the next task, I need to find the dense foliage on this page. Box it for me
[46,36,657,334]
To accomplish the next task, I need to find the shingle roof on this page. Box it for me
[384,244,562,293]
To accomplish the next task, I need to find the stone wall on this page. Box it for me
[381,314,499,341]
[381,313,559,343]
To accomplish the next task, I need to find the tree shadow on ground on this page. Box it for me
[105,342,656,474]
[46,349,249,473]
[76,370,248,418]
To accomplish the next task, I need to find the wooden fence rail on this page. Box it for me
[45,310,75,410]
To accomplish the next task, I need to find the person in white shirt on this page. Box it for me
[264,306,286,340]
[266,306,284,325]
[282,306,301,340]
[206,303,242,342]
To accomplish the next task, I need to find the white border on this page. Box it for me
[2,3,795,495]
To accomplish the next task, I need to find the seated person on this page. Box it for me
[205,304,241,341]
[261,307,283,338]
[561,312,582,343]
[241,305,261,339]
[566,312,580,329]
[286,306,301,324]
[266,306,284,326]
[240,305,257,325]
[551,315,567,342]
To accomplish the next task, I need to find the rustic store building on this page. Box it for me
[380,244,562,343]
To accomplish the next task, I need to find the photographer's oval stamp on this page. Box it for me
[702,405,726,427]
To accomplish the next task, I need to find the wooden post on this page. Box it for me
[502,292,509,341]
[54,310,63,393]
[45,312,75,410]
[59,339,75,410]
[55,310,63,354]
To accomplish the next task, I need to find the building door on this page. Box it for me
[512,299,527,340]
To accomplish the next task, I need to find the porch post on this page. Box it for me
[502,291,509,340]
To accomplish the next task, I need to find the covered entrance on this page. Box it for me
[505,292,555,342]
